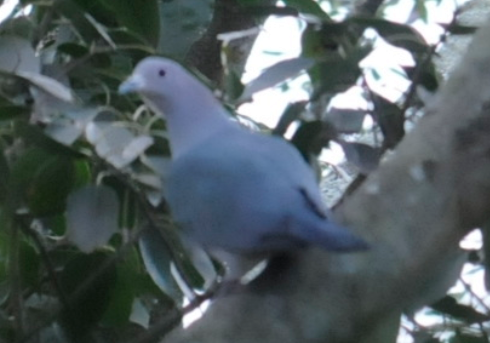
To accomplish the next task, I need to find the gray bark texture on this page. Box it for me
[162,13,490,343]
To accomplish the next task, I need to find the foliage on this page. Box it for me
[0,0,483,342]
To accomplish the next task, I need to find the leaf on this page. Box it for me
[403,63,439,92]
[273,101,308,136]
[239,57,314,101]
[129,299,151,329]
[86,121,150,168]
[17,71,74,102]
[282,0,330,20]
[157,0,213,59]
[9,147,76,216]
[19,241,40,288]
[450,334,488,343]
[0,17,36,40]
[0,105,29,121]
[30,157,76,216]
[372,94,405,150]
[0,146,9,205]
[325,108,366,133]
[141,155,171,175]
[70,0,116,27]
[59,252,117,339]
[441,23,478,35]
[0,36,39,74]
[43,107,99,146]
[310,46,371,96]
[66,185,119,253]
[100,0,160,47]
[291,120,337,162]
[106,28,156,57]
[101,264,135,326]
[431,296,490,323]
[138,228,183,300]
[55,0,100,43]
[15,121,84,158]
[415,0,429,23]
[340,141,381,174]
[349,17,429,54]
[224,69,245,102]
[122,136,154,161]
[8,147,50,209]
[301,23,340,59]
[57,42,89,58]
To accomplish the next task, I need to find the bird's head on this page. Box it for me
[119,57,191,99]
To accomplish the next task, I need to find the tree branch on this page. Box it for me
[161,14,490,343]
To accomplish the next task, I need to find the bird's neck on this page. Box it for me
[144,89,236,158]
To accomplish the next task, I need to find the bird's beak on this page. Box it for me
[118,74,144,94]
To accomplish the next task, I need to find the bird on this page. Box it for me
[119,56,368,257]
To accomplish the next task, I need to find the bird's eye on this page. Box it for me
[158,69,166,77]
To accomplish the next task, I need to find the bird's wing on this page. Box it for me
[247,132,331,217]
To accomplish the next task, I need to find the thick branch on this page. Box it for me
[162,14,490,343]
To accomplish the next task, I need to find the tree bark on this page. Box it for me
[163,14,490,343]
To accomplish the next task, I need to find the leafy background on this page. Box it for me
[0,0,486,342]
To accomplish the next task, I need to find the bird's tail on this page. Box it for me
[297,220,369,252]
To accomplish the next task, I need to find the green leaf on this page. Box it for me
[42,214,67,236]
[349,17,429,54]
[291,120,336,162]
[9,147,76,216]
[326,108,366,134]
[0,36,39,74]
[57,43,89,58]
[100,0,160,47]
[340,141,381,174]
[0,17,36,40]
[441,23,478,35]
[70,0,116,27]
[55,0,100,43]
[0,105,30,121]
[59,252,117,340]
[16,71,74,102]
[239,58,314,101]
[235,0,263,5]
[403,62,439,92]
[119,188,137,230]
[138,227,183,300]
[28,155,76,216]
[0,146,9,205]
[157,0,213,59]
[101,263,135,326]
[372,94,405,150]
[73,160,92,189]
[224,69,245,102]
[8,147,49,209]
[273,101,307,137]
[450,333,488,343]
[415,0,429,23]
[66,185,119,253]
[431,296,490,324]
[282,0,330,20]
[301,22,346,59]
[15,121,84,158]
[310,46,370,96]
[19,240,40,288]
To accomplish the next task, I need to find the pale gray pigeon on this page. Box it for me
[119,57,368,254]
